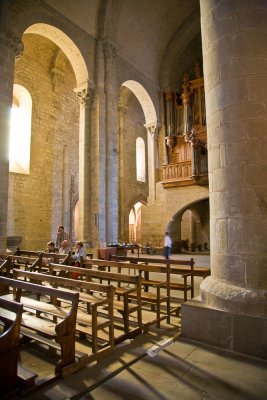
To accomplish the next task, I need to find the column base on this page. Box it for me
[181,297,267,360]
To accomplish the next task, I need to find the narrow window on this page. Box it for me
[136,137,146,182]
[9,85,32,174]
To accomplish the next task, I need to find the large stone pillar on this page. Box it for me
[103,39,118,244]
[182,0,267,359]
[74,81,94,244]
[0,30,23,251]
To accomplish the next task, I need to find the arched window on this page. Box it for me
[136,137,146,182]
[9,84,32,174]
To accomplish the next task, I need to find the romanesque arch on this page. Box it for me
[117,81,158,243]
[168,197,209,253]
[8,22,90,249]
[25,23,88,87]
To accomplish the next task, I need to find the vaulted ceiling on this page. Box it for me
[44,0,202,89]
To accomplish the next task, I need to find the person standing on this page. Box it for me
[56,225,68,249]
[163,232,172,259]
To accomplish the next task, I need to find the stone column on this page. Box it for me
[182,0,267,359]
[74,81,94,244]
[118,101,128,242]
[62,145,69,230]
[144,123,158,202]
[0,30,23,251]
[103,39,118,244]
[69,174,75,244]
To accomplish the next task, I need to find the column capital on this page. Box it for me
[144,122,158,139]
[0,31,24,61]
[74,81,95,107]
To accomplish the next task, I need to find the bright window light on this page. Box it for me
[9,85,32,174]
[136,137,146,182]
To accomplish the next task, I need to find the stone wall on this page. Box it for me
[7,33,79,250]
[141,182,209,249]
[121,93,149,241]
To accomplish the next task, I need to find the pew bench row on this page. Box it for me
[0,255,192,396]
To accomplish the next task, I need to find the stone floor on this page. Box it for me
[24,327,267,400]
[16,255,267,399]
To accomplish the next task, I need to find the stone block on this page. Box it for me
[181,299,232,349]
[233,314,267,359]
[181,297,267,360]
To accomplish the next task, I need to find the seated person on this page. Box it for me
[43,241,57,266]
[71,241,86,278]
[46,241,57,253]
[58,239,71,255]
[72,241,86,266]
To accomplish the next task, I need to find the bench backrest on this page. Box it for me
[13,268,114,298]
[14,248,71,268]
[0,275,79,311]
[83,258,171,275]
[111,255,195,267]
[48,262,142,298]
[1,254,42,271]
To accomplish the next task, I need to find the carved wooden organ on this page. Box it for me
[162,69,208,187]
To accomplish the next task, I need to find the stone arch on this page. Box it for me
[127,195,148,245]
[25,23,88,87]
[127,195,148,214]
[168,197,209,253]
[7,20,88,249]
[120,80,157,126]
[118,82,157,242]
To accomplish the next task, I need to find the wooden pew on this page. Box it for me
[112,256,210,279]
[14,247,71,271]
[82,259,174,330]
[0,253,42,276]
[0,275,80,377]
[12,268,115,358]
[0,257,12,277]
[48,263,142,343]
[112,255,210,298]
[0,297,23,396]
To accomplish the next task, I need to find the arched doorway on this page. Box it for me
[128,202,143,244]
[170,198,209,253]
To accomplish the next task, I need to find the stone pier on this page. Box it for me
[181,0,267,359]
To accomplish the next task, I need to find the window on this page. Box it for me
[9,85,32,174]
[136,137,145,182]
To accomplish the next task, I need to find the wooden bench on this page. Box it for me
[83,259,174,330]
[112,256,210,298]
[12,268,115,358]
[0,297,23,396]
[0,257,12,276]
[0,275,80,377]
[14,247,71,271]
[113,256,210,278]
[48,263,142,343]
[0,253,42,277]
